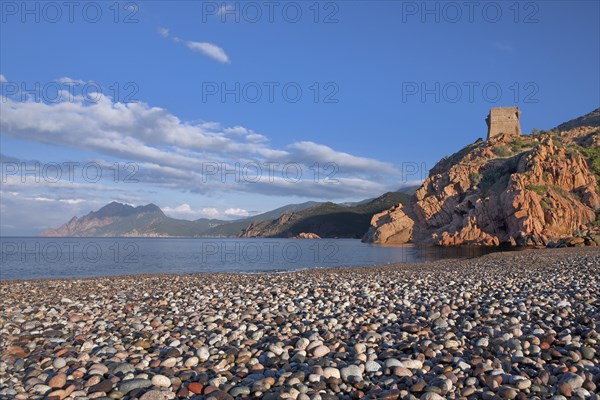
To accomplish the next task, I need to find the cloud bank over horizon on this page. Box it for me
[0,78,415,235]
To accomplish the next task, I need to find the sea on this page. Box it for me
[0,237,510,280]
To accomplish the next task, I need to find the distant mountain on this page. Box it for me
[201,201,321,237]
[338,186,418,207]
[397,184,421,195]
[239,192,411,239]
[41,193,410,238]
[41,200,324,237]
[41,202,226,237]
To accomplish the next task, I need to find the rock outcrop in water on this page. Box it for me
[294,232,321,239]
[364,108,600,246]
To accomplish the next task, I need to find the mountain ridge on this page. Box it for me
[239,192,412,239]
[41,202,225,237]
[41,195,402,238]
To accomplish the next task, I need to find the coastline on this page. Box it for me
[1,247,599,399]
[0,238,525,282]
[0,246,585,284]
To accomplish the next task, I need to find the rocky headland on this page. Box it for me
[364,109,600,247]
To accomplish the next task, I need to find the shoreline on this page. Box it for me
[0,244,545,284]
[1,247,598,399]
[0,247,600,286]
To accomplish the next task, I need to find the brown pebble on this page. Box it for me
[48,373,67,389]
[559,382,572,397]
[47,390,67,400]
[188,382,203,394]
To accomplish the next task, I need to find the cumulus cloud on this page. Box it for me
[162,204,220,219]
[224,207,249,217]
[162,204,246,220]
[0,88,399,187]
[0,74,7,83]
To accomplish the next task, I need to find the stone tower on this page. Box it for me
[486,107,522,140]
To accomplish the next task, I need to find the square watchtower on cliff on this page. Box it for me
[486,107,522,140]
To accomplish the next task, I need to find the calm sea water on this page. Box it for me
[0,237,506,280]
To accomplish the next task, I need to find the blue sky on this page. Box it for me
[1,0,599,235]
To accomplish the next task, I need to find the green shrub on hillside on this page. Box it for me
[578,146,600,182]
[469,172,481,186]
[566,146,581,159]
[541,197,551,210]
[592,212,600,227]
[525,184,548,196]
[493,145,511,157]
[510,138,524,153]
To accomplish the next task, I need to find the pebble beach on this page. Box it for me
[1,248,599,400]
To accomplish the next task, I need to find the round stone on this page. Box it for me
[197,347,210,362]
[151,375,171,388]
[365,361,381,373]
[312,345,330,358]
[161,357,177,368]
[420,393,444,400]
[354,343,366,354]
[230,386,251,396]
[295,338,310,350]
[184,357,199,367]
[140,390,169,400]
[323,367,340,379]
[340,365,363,382]
[498,386,518,399]
[118,379,152,395]
[48,373,67,388]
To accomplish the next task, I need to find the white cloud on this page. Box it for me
[224,126,250,136]
[186,41,230,64]
[158,27,231,64]
[1,81,403,202]
[246,133,269,143]
[0,74,7,83]
[162,204,217,218]
[163,204,246,220]
[163,203,193,213]
[158,27,170,38]
[225,207,249,217]
[288,141,397,174]
[56,77,87,85]
[60,198,86,204]
[29,196,86,204]
[0,190,109,235]
[200,207,221,218]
